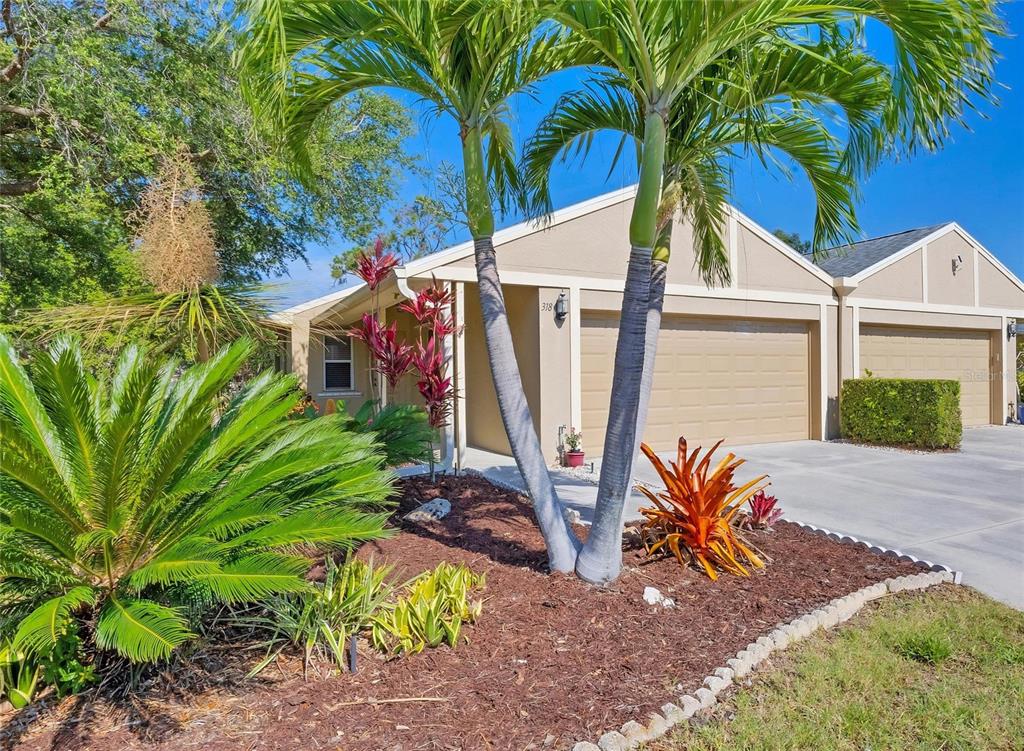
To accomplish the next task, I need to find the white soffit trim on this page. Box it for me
[726,205,837,285]
[852,296,1023,319]
[402,184,640,277]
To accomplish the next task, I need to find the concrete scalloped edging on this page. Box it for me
[566,523,964,751]
[781,519,964,585]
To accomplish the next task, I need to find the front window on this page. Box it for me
[324,335,353,391]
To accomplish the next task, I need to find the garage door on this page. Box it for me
[581,314,811,454]
[859,326,992,426]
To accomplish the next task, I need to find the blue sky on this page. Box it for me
[270,6,1024,307]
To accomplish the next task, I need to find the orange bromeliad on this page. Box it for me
[636,438,768,580]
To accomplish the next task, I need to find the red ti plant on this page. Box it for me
[349,237,401,402]
[398,282,454,324]
[348,313,414,389]
[399,283,459,340]
[353,237,400,291]
[412,336,454,430]
[405,283,459,480]
[743,489,783,530]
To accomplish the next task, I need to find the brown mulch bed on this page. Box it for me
[1,474,921,751]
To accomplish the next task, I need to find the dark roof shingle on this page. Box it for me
[815,224,949,277]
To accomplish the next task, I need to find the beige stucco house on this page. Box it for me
[274,186,1023,467]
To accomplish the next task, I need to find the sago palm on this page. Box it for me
[537,0,1000,583]
[0,335,394,663]
[235,0,585,572]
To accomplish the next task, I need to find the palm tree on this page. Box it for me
[532,0,1000,583]
[0,336,394,664]
[234,0,585,572]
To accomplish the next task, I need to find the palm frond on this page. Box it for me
[13,587,95,656]
[522,78,642,219]
[95,596,194,663]
[0,334,394,666]
[200,553,312,604]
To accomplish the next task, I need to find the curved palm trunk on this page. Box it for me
[462,127,580,573]
[576,111,668,584]
[629,256,668,477]
[575,245,651,582]
[474,238,581,571]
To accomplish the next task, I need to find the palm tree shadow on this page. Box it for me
[0,640,275,750]
[365,473,556,573]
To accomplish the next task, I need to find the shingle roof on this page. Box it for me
[815,224,949,277]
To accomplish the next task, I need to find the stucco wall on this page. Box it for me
[853,249,924,302]
[927,231,976,306]
[442,198,833,300]
[979,256,1024,309]
[305,331,373,416]
[447,200,635,279]
[735,224,833,294]
[537,287,573,461]
[825,305,840,437]
[463,284,542,454]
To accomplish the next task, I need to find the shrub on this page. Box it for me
[239,556,394,679]
[841,378,962,449]
[0,335,395,666]
[371,562,484,655]
[636,438,766,580]
[344,400,436,466]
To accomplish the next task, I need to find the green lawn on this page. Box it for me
[654,586,1024,751]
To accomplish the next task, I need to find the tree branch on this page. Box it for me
[1,0,30,84]
[0,178,40,196]
[0,103,44,117]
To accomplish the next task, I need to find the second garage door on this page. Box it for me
[859,325,992,426]
[581,314,811,454]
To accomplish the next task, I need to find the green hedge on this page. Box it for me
[841,378,962,449]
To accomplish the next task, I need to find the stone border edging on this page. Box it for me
[567,526,963,751]
[781,519,963,584]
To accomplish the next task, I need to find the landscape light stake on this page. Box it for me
[348,634,358,674]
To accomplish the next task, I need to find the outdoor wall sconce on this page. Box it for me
[554,291,569,321]
[951,254,964,275]
[1008,320,1018,340]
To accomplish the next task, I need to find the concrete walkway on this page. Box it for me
[465,426,1024,608]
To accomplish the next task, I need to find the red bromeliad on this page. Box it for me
[744,489,783,530]
[348,313,414,388]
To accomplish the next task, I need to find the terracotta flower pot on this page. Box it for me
[564,450,585,468]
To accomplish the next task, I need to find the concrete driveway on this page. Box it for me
[633,426,1024,608]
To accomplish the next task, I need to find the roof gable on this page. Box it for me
[815,224,949,277]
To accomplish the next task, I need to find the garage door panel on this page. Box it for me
[581,314,810,454]
[859,326,991,426]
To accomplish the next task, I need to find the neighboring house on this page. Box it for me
[273,186,1024,467]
